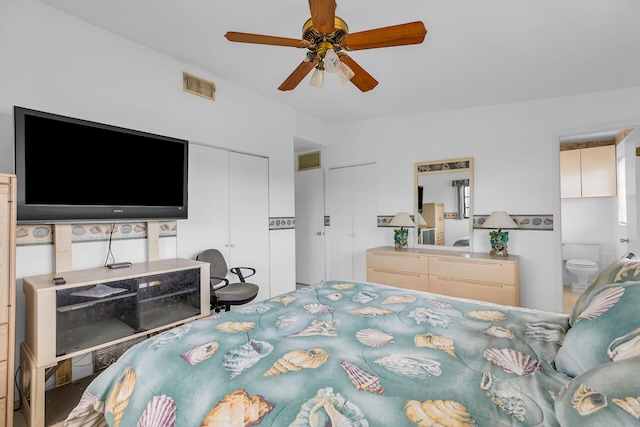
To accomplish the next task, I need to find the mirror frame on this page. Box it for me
[414,157,474,251]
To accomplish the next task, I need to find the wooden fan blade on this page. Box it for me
[225,32,311,48]
[308,0,336,34]
[338,53,378,92]
[339,21,427,51]
[278,59,318,91]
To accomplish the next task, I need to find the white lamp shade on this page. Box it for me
[416,213,428,227]
[390,212,416,228]
[309,68,324,88]
[337,61,355,83]
[483,211,518,229]
[324,48,340,73]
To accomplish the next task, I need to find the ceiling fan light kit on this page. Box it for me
[224,0,427,92]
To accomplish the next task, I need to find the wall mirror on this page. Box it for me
[414,157,474,251]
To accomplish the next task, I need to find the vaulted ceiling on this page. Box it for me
[37,0,640,123]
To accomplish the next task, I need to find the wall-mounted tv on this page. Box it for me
[14,106,188,223]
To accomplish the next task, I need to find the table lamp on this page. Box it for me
[390,212,415,249]
[482,211,518,256]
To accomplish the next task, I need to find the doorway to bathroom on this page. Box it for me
[559,127,638,313]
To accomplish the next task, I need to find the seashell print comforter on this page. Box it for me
[65,280,573,427]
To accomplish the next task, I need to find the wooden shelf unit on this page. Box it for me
[20,258,210,427]
[367,246,520,306]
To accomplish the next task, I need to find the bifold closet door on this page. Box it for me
[328,163,377,282]
[228,152,270,302]
[179,146,270,302]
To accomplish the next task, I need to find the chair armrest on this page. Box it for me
[230,267,256,282]
[210,276,230,291]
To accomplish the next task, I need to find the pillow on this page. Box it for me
[555,358,640,426]
[555,278,640,377]
[569,253,640,325]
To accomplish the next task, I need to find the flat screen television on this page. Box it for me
[14,106,188,223]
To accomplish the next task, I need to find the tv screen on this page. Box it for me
[14,106,188,223]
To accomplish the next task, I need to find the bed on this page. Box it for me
[65,255,640,427]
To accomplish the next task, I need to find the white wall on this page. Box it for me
[1,0,298,385]
[323,88,640,312]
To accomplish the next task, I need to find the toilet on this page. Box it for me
[562,243,601,293]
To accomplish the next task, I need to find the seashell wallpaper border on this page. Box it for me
[16,221,177,246]
[269,217,295,230]
[376,214,553,230]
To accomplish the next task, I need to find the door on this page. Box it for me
[621,130,640,256]
[295,168,325,285]
[328,163,377,281]
[228,152,270,302]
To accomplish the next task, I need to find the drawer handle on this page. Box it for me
[435,258,504,267]
[435,276,504,288]
[373,268,421,277]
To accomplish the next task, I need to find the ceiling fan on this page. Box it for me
[224,0,427,92]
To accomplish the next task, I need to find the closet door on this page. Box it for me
[178,144,230,258]
[328,163,377,282]
[328,167,354,280]
[228,152,270,302]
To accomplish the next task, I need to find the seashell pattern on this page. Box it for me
[575,286,624,323]
[137,395,176,427]
[330,283,355,290]
[525,322,566,344]
[235,305,270,314]
[106,366,137,427]
[215,322,256,333]
[288,320,337,337]
[303,303,334,314]
[271,294,297,306]
[356,328,394,347]
[480,372,528,423]
[200,389,275,427]
[415,333,456,357]
[180,342,218,365]
[324,292,343,301]
[290,387,367,427]
[65,391,105,427]
[607,327,640,361]
[483,348,542,376]
[148,324,191,350]
[275,311,296,329]
[348,306,394,316]
[468,310,506,322]
[223,340,274,379]
[484,326,515,339]
[613,261,640,282]
[612,396,640,419]
[571,384,607,415]
[381,295,416,304]
[351,291,378,304]
[374,355,442,378]
[405,399,477,427]
[424,298,453,309]
[340,360,385,395]
[408,308,455,328]
[263,348,329,376]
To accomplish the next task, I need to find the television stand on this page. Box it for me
[19,258,210,427]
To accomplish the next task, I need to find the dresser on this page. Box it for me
[366,246,520,306]
[0,174,16,427]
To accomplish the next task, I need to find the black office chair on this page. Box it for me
[196,249,259,312]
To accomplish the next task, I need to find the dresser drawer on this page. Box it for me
[0,361,6,399]
[367,251,428,274]
[0,325,6,362]
[429,275,517,306]
[429,256,516,285]
[0,397,5,427]
[367,268,428,292]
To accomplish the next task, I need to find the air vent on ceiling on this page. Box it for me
[183,72,216,101]
[298,151,321,171]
